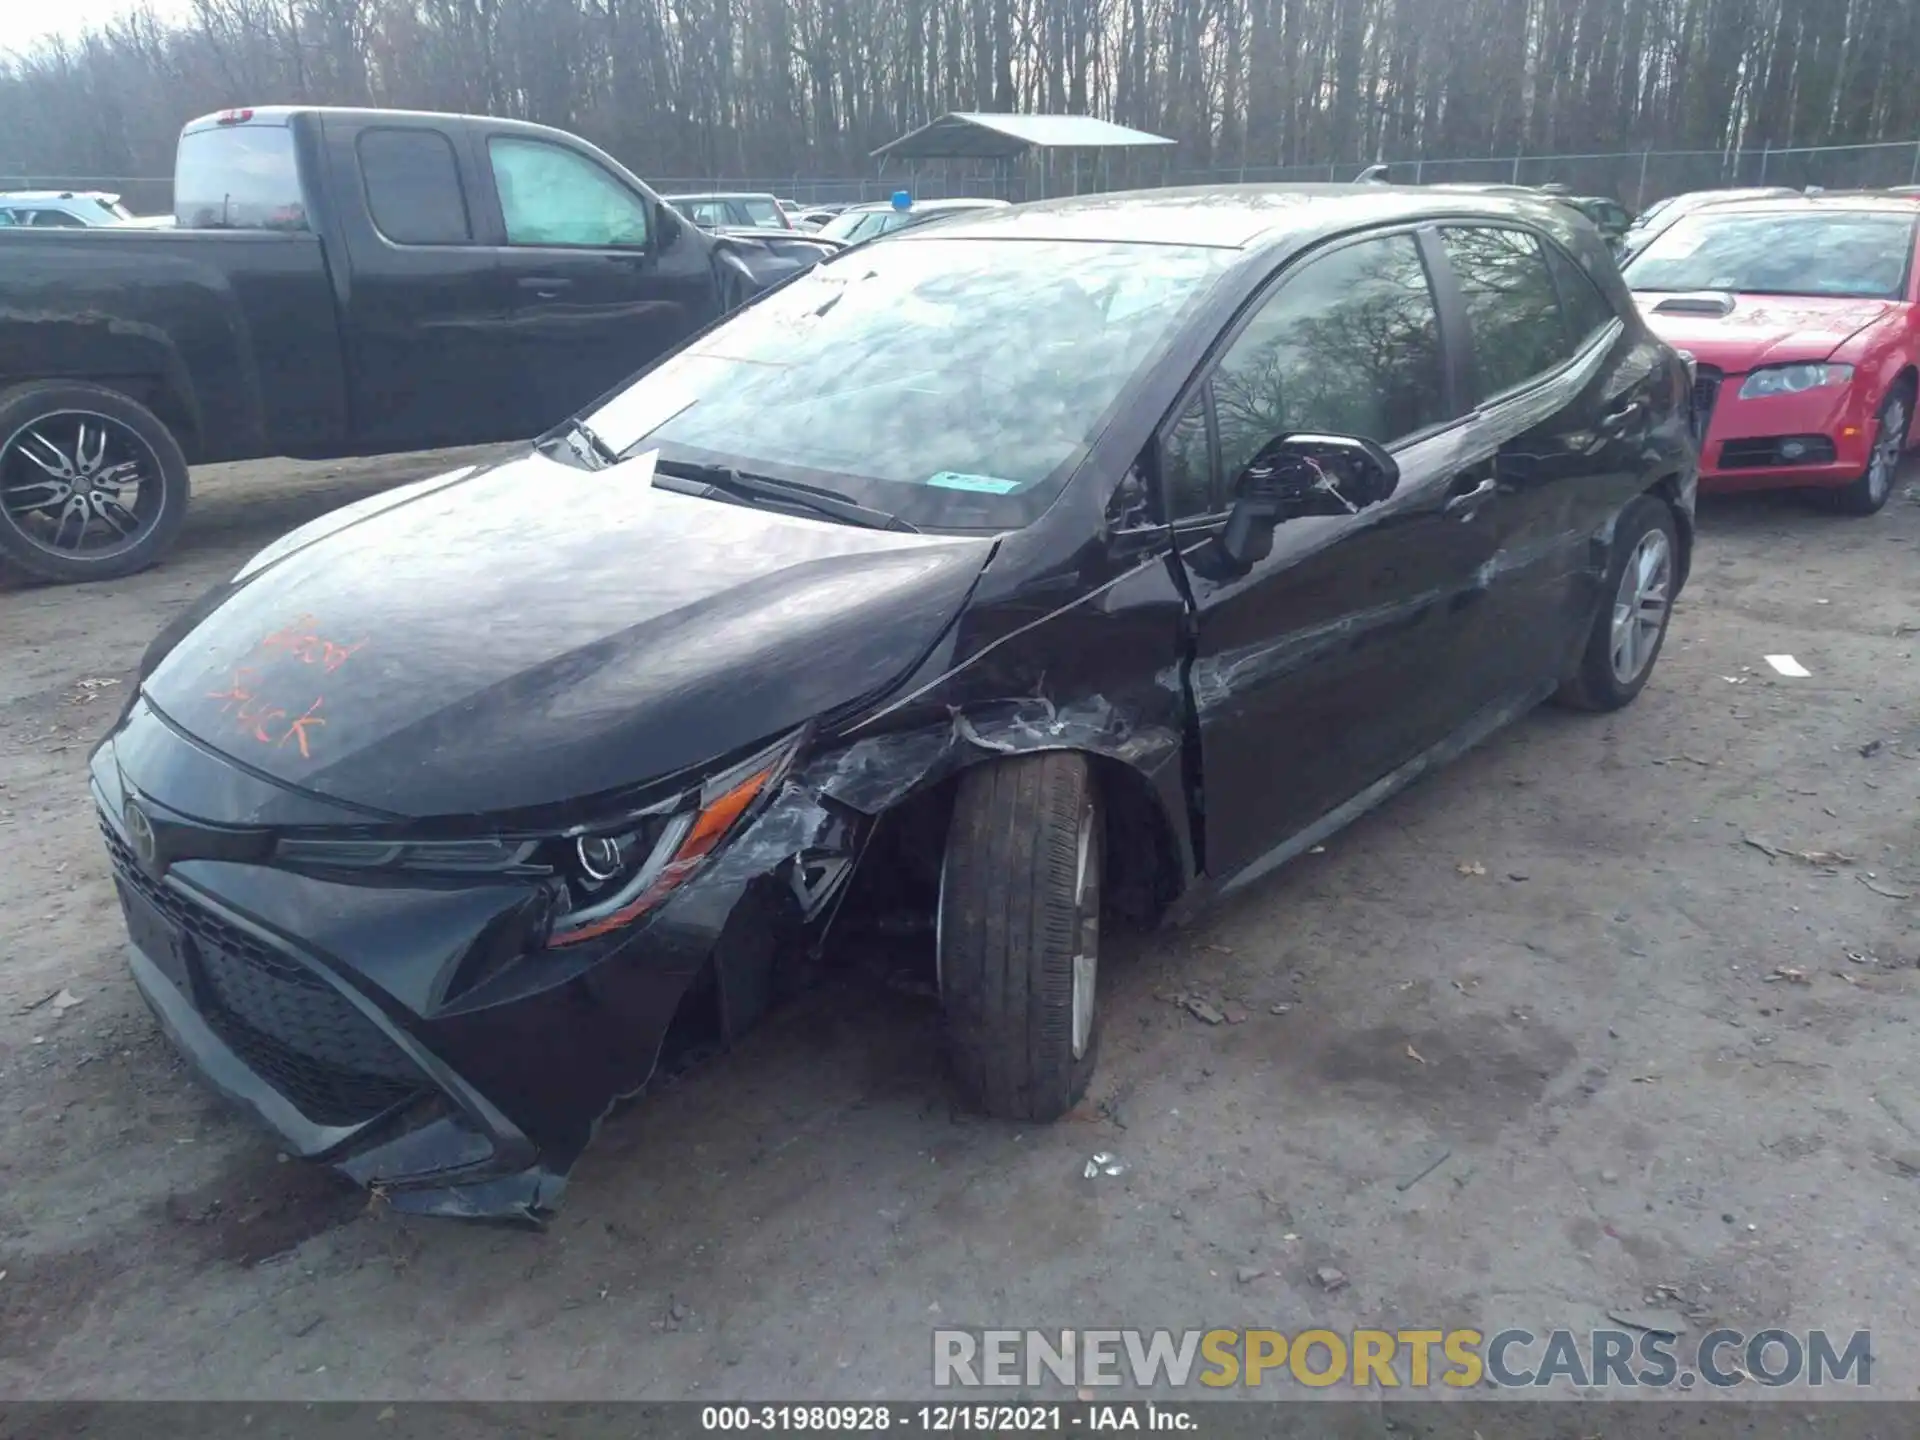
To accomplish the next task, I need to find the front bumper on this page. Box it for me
[94,715,861,1221]
[1695,373,1876,492]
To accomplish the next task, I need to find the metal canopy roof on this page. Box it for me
[872,112,1177,161]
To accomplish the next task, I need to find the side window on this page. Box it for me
[1544,240,1618,348]
[487,137,650,248]
[1441,227,1575,399]
[1159,391,1215,520]
[358,128,472,245]
[31,210,84,227]
[1211,232,1448,484]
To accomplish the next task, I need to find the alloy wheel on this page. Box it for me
[1609,528,1671,686]
[0,410,163,562]
[1868,397,1908,507]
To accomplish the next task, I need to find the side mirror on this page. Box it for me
[1219,433,1400,571]
[655,204,683,248]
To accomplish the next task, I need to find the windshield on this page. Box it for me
[582,237,1233,528]
[820,209,884,242]
[1625,211,1915,298]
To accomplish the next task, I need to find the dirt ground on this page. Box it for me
[2,449,1918,1401]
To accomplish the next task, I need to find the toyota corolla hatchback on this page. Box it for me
[1625,194,1920,512]
[97,186,1697,1220]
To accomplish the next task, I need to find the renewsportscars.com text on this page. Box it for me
[933,1327,1873,1390]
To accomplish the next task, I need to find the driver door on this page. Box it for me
[478,132,716,433]
[1168,227,1504,886]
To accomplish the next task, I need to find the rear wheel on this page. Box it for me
[937,752,1102,1122]
[1554,493,1678,712]
[0,381,190,583]
[1822,385,1909,516]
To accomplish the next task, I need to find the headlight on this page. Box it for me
[1738,363,1853,400]
[544,731,802,948]
[272,730,802,944]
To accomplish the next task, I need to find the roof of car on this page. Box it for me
[1670,193,1920,219]
[663,192,779,202]
[900,183,1586,249]
[0,190,117,204]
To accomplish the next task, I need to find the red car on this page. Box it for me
[1624,194,1920,513]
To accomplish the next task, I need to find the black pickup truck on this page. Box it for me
[0,106,834,583]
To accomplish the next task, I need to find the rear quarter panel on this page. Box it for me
[0,228,346,462]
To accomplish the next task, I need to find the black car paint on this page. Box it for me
[0,107,786,464]
[95,186,1697,1220]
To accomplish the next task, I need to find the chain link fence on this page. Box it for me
[1178,140,1920,207]
[15,139,1920,218]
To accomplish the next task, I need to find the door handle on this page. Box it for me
[1443,475,1497,520]
[517,276,573,299]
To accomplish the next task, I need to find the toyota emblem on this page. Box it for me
[123,797,159,872]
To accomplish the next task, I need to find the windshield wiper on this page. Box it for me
[653,457,918,532]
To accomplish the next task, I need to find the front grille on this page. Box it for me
[103,815,428,1128]
[1720,435,1837,470]
[1691,367,1722,440]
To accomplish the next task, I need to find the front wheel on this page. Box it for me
[1822,385,1910,517]
[1554,493,1679,712]
[0,381,191,583]
[937,752,1103,1121]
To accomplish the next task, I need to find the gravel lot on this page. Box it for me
[2,449,1918,1400]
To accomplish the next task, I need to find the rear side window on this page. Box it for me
[358,128,471,245]
[1441,227,1575,399]
[175,123,309,230]
[1545,242,1618,348]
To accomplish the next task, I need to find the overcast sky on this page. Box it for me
[2,0,193,56]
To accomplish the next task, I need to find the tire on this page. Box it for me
[1821,384,1910,517]
[938,752,1103,1122]
[1554,493,1679,712]
[0,381,190,584]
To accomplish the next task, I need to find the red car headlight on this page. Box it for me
[1738,363,1853,400]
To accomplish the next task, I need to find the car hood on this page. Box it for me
[1633,292,1898,372]
[141,448,992,818]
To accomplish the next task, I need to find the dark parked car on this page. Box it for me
[95,186,1696,1220]
[1562,195,1632,247]
[0,107,802,584]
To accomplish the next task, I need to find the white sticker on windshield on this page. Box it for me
[927,471,1021,494]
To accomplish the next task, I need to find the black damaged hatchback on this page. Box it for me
[97,186,1697,1220]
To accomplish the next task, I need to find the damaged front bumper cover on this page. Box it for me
[103,696,1181,1221]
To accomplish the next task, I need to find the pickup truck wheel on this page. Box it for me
[0,382,190,584]
[937,752,1102,1122]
